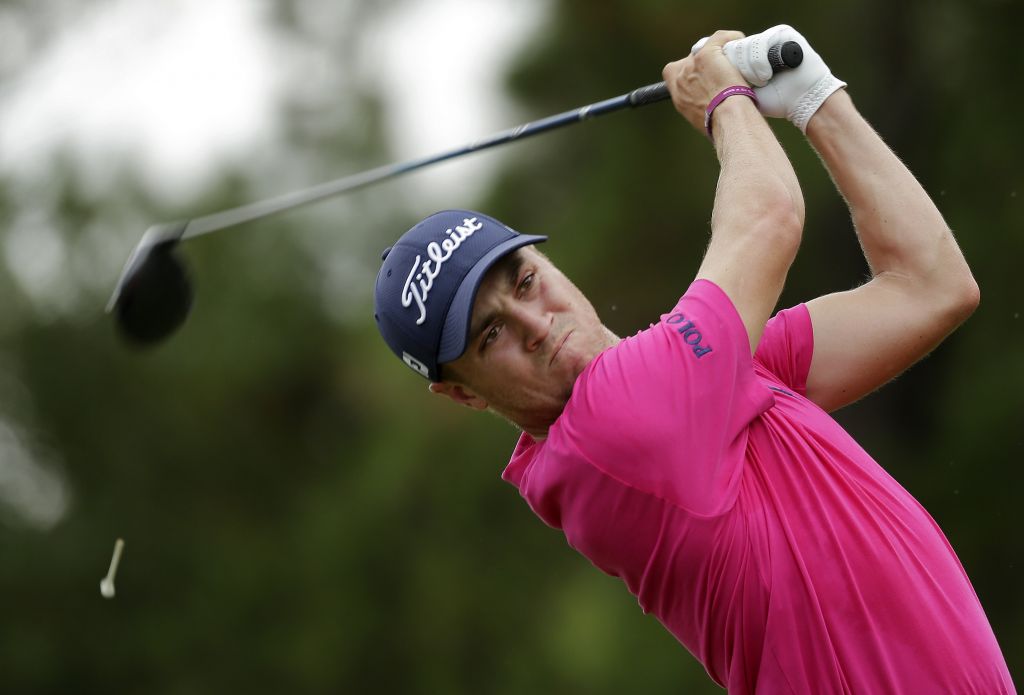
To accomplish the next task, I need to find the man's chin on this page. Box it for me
[502,375,580,436]
[530,392,574,433]
[545,384,575,425]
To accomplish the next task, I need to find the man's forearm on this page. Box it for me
[806,91,977,303]
[696,96,805,350]
[711,97,805,234]
[663,30,806,350]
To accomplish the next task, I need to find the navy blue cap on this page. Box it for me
[374,210,546,381]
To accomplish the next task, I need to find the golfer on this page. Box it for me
[374,25,1015,693]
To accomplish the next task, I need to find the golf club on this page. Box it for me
[108,41,803,346]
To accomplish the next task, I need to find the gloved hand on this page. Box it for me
[692,25,846,132]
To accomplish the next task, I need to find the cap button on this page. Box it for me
[380,246,393,261]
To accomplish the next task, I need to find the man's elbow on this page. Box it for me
[950,273,981,323]
[763,197,804,259]
[933,263,980,328]
[919,234,981,327]
[714,194,803,263]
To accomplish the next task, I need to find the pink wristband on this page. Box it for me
[704,86,758,139]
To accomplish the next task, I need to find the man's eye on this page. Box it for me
[519,273,535,293]
[483,325,501,347]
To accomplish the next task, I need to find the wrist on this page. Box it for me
[705,85,759,139]
[804,88,854,141]
[708,93,762,146]
[789,74,847,132]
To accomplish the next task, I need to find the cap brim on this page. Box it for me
[436,234,547,367]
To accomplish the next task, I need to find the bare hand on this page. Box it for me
[662,30,749,133]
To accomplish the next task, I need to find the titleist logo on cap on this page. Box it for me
[401,217,483,325]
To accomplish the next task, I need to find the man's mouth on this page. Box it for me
[549,329,574,365]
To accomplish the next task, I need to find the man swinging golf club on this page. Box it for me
[374,25,1015,692]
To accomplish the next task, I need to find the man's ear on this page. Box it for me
[428,381,489,411]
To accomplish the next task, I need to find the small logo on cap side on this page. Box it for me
[402,352,430,378]
[401,217,483,325]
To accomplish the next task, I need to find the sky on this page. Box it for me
[0,0,547,205]
[0,0,280,200]
[0,0,547,528]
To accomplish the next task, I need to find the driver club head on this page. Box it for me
[107,222,193,346]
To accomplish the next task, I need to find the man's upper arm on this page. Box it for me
[803,274,972,412]
[695,207,802,355]
[753,304,814,394]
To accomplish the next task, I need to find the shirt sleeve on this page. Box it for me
[553,279,774,516]
[752,304,815,395]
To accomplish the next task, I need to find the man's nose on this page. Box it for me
[516,307,552,351]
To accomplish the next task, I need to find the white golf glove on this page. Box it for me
[692,25,846,132]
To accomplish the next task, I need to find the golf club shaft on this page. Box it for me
[181,82,671,240]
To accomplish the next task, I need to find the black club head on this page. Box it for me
[108,223,193,346]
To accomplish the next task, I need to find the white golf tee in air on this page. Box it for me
[100,538,125,599]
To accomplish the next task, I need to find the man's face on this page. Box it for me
[434,246,616,437]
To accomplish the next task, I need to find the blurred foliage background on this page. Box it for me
[0,0,1021,692]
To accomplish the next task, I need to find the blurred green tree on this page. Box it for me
[0,0,1020,692]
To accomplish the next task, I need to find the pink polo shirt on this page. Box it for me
[502,280,1014,693]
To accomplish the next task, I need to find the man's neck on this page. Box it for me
[523,326,620,441]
